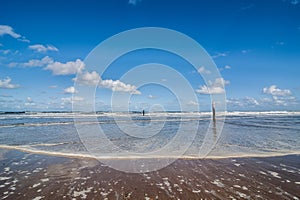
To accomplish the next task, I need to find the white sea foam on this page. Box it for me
[32,196,43,200]
[0,177,11,181]
[0,144,299,160]
[1,110,299,119]
[73,187,93,199]
[211,179,224,187]
[268,171,281,179]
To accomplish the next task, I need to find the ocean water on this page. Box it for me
[0,111,299,159]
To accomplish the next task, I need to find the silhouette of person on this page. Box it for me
[142,110,145,116]
[212,102,216,123]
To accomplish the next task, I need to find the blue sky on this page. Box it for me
[0,0,300,111]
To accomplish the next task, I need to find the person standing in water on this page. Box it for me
[212,101,216,123]
[142,110,145,116]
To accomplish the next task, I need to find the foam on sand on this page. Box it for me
[0,144,299,160]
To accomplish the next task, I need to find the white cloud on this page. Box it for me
[227,97,260,108]
[271,95,296,106]
[63,86,77,94]
[18,37,30,43]
[128,0,142,5]
[27,97,33,103]
[212,52,228,59]
[29,44,58,53]
[0,25,29,43]
[196,85,224,94]
[196,78,229,94]
[24,97,35,106]
[0,77,20,89]
[73,71,100,86]
[23,56,54,67]
[226,98,243,107]
[263,85,291,96]
[25,100,35,106]
[260,97,273,103]
[100,79,141,94]
[148,94,155,99]
[0,25,21,38]
[45,59,85,75]
[198,66,211,74]
[224,65,231,69]
[0,49,11,55]
[14,57,84,76]
[187,100,199,106]
[61,96,84,104]
[262,85,296,106]
[74,71,141,94]
[244,96,260,106]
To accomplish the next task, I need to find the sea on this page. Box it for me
[0,111,299,160]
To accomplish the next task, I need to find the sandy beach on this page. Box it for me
[0,149,299,199]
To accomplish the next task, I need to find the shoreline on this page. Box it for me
[0,144,299,161]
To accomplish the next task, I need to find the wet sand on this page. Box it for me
[0,150,299,199]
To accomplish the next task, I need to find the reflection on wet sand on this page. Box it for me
[0,150,299,199]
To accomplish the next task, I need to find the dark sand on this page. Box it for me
[0,150,299,199]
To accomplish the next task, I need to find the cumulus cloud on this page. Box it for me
[0,77,20,89]
[262,85,296,106]
[23,56,54,67]
[224,65,231,69]
[45,59,85,75]
[74,71,141,94]
[16,57,84,75]
[29,44,59,53]
[73,71,100,86]
[100,79,141,94]
[263,85,291,96]
[128,0,142,5]
[0,25,21,38]
[63,86,77,94]
[196,78,229,94]
[198,66,211,74]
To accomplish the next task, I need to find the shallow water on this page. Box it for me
[0,111,299,159]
